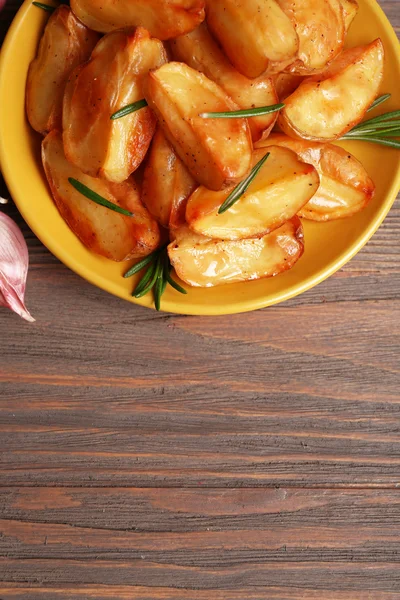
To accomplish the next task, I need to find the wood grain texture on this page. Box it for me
[0,1,400,598]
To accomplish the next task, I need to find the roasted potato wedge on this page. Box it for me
[42,131,160,261]
[169,217,304,287]
[26,6,99,135]
[171,24,279,142]
[70,0,205,39]
[256,134,375,221]
[63,27,167,184]
[206,0,298,79]
[142,129,197,229]
[186,146,319,240]
[340,0,359,32]
[277,0,345,75]
[278,39,385,141]
[144,62,252,191]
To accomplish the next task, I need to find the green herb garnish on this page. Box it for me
[218,152,270,215]
[124,245,187,311]
[111,99,148,120]
[68,178,134,217]
[32,2,56,11]
[341,94,400,149]
[367,94,392,112]
[200,103,284,119]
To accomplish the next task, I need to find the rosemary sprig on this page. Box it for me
[124,245,187,311]
[341,94,400,149]
[200,103,285,119]
[218,152,270,214]
[68,178,134,217]
[111,99,148,120]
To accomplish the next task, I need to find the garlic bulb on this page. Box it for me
[0,212,35,322]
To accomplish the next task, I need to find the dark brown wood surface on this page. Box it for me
[0,2,399,598]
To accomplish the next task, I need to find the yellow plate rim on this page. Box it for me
[0,0,399,316]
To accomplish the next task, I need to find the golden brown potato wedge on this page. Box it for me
[63,28,167,184]
[168,217,304,287]
[42,131,160,261]
[26,6,99,135]
[144,62,252,191]
[171,23,279,142]
[256,134,375,221]
[340,0,359,32]
[186,146,319,240]
[206,0,298,79]
[277,0,345,75]
[70,0,205,39]
[142,129,197,229]
[278,39,385,141]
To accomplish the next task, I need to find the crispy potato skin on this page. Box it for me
[26,6,99,135]
[42,131,160,261]
[171,24,279,142]
[205,0,298,79]
[186,145,319,240]
[340,0,359,32]
[144,62,252,191]
[168,217,304,288]
[279,39,385,141]
[63,28,167,184]
[256,134,375,221]
[70,0,205,39]
[142,129,197,229]
[277,0,345,75]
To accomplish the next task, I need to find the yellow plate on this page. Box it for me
[0,0,399,315]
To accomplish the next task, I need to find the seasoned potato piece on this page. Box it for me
[144,62,252,191]
[171,24,279,141]
[340,0,359,32]
[63,28,167,184]
[169,218,304,287]
[186,146,319,240]
[277,0,345,75]
[42,131,160,261]
[26,6,99,135]
[142,129,197,229]
[279,39,385,141]
[70,0,205,39]
[206,0,298,79]
[256,134,375,221]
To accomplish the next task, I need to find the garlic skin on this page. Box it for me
[0,212,35,322]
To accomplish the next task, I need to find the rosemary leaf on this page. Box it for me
[153,258,165,311]
[134,261,160,298]
[69,178,133,217]
[132,262,157,297]
[32,2,56,11]
[124,251,159,279]
[111,99,148,120]
[218,152,270,215]
[344,123,400,137]
[166,272,188,295]
[351,110,400,131]
[367,94,391,112]
[200,103,284,119]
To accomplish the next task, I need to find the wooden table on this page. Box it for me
[1,2,399,598]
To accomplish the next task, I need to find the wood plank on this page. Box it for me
[1,587,400,600]
[1,559,400,591]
